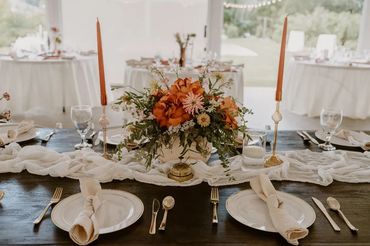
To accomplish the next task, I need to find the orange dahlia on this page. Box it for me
[220,96,239,129]
[169,78,204,103]
[153,94,191,128]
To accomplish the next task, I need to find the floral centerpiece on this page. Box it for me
[50,27,62,56]
[115,67,251,178]
[175,33,196,67]
[116,68,251,181]
[0,92,11,121]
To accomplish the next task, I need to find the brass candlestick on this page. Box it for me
[99,105,110,159]
[264,102,283,167]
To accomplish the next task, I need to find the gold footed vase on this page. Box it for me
[168,162,193,182]
[160,136,211,182]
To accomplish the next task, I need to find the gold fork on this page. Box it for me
[211,187,219,224]
[33,187,63,224]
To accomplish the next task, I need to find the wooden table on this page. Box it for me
[0,129,369,245]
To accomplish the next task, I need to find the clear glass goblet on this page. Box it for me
[318,108,343,151]
[71,105,92,149]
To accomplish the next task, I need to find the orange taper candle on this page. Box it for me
[275,16,288,102]
[96,18,107,105]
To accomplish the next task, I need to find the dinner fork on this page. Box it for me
[33,187,63,224]
[211,187,219,224]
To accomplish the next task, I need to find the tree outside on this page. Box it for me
[0,0,46,52]
[222,0,364,87]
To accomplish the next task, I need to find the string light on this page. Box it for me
[224,0,283,10]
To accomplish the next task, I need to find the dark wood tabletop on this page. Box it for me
[0,129,369,245]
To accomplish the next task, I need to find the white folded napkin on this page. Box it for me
[250,174,308,245]
[0,120,34,146]
[69,178,103,245]
[335,130,370,150]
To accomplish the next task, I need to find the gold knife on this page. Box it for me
[312,197,340,231]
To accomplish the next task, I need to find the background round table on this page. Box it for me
[283,60,370,119]
[123,66,244,104]
[0,56,111,114]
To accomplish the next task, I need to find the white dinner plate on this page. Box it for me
[226,190,316,232]
[0,124,38,143]
[51,189,144,234]
[315,130,365,147]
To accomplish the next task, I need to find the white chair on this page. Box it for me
[316,34,337,58]
[287,31,305,52]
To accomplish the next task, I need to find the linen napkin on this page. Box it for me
[69,178,103,245]
[335,129,370,151]
[250,174,308,245]
[0,120,34,146]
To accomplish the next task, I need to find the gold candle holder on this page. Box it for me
[264,102,283,167]
[99,105,111,159]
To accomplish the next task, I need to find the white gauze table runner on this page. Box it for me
[1,143,370,186]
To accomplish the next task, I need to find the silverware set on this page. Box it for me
[211,187,219,224]
[297,131,319,145]
[33,187,63,224]
[149,196,175,234]
[312,196,358,232]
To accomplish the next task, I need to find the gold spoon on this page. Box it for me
[327,197,359,232]
[158,196,175,231]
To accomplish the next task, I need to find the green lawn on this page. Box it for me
[222,37,281,87]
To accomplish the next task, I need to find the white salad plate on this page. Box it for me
[0,123,38,143]
[315,130,369,147]
[226,189,316,232]
[51,189,144,234]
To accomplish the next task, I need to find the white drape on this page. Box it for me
[358,0,370,51]
[45,0,63,32]
[61,0,208,84]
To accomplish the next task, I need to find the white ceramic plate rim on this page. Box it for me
[51,189,144,234]
[226,189,316,233]
[315,130,361,147]
[0,124,38,143]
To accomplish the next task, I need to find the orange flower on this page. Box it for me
[153,94,191,128]
[169,78,204,103]
[220,97,239,129]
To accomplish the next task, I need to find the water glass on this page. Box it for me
[71,105,92,149]
[318,108,343,151]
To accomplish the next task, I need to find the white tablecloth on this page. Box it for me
[283,60,370,119]
[0,56,112,114]
[123,66,244,104]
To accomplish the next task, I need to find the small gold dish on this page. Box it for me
[168,163,193,182]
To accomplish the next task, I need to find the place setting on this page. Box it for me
[32,178,144,245]
[295,108,370,151]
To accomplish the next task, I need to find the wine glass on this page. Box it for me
[71,105,92,149]
[318,108,343,151]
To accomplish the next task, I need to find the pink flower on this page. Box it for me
[182,92,204,115]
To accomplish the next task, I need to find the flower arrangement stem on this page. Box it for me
[179,47,186,67]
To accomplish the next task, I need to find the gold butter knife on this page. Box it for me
[149,199,160,235]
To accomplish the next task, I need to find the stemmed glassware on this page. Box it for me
[71,105,92,149]
[318,108,343,151]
